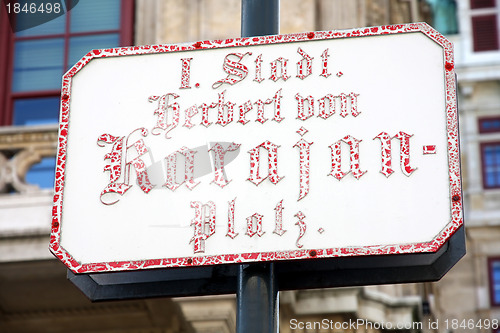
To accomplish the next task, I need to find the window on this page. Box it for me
[426,0,459,35]
[479,117,500,133]
[489,258,500,306]
[471,0,496,9]
[0,0,134,188]
[472,14,499,51]
[470,0,499,52]
[480,117,500,189]
[481,142,500,188]
[2,0,134,125]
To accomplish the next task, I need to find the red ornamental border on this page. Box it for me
[49,22,462,274]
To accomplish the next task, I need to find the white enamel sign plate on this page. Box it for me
[50,23,462,273]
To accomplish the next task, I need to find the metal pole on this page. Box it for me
[238,2,280,332]
[237,263,279,333]
[241,0,279,37]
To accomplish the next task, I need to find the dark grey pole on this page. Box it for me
[241,0,279,37]
[238,2,280,332]
[237,263,279,333]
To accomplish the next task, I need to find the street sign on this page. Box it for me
[68,226,466,300]
[50,22,462,274]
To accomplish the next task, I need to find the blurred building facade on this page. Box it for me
[0,0,499,332]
